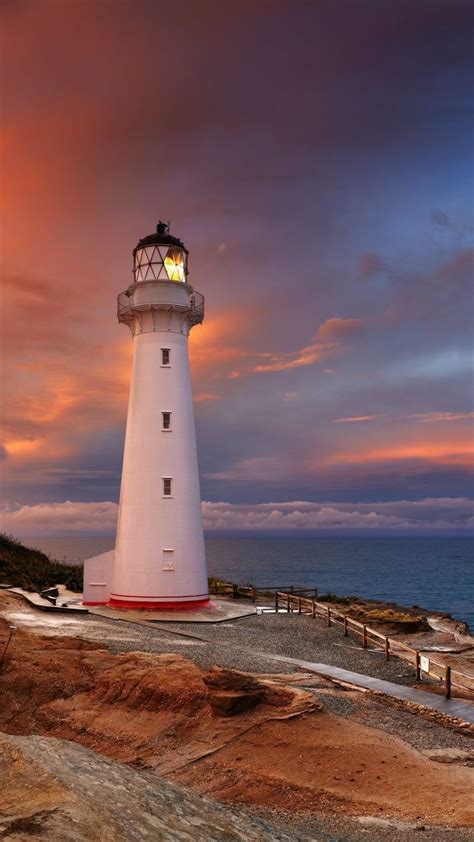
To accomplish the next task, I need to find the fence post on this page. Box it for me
[343,616,348,637]
[363,626,367,648]
[327,606,331,627]
[385,637,390,661]
[298,596,302,615]
[287,593,290,613]
[415,652,421,681]
[252,587,256,604]
[275,591,279,611]
[312,600,316,618]
[445,665,451,700]
[232,584,238,600]
[314,587,318,598]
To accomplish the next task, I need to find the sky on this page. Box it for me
[0,0,473,536]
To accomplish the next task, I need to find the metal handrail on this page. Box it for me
[117,284,204,323]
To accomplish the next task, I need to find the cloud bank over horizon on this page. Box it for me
[1,498,472,538]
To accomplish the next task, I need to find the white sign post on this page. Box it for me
[420,655,430,674]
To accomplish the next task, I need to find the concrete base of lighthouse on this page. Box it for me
[107,597,212,611]
[83,553,259,622]
[83,551,212,612]
[87,600,257,624]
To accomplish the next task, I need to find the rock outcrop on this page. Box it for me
[0,733,295,841]
[204,665,302,716]
[0,627,316,771]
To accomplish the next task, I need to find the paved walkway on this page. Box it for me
[244,649,474,725]
[89,601,256,624]
[9,587,87,613]
[8,589,256,623]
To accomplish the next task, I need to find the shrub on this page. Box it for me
[318,593,352,606]
[0,533,83,593]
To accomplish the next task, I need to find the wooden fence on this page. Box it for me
[209,581,317,602]
[274,591,474,700]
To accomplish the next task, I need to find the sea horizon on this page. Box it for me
[19,533,474,628]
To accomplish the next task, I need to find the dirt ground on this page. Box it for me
[1,600,473,835]
[170,714,472,825]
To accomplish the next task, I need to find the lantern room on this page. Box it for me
[133,221,188,283]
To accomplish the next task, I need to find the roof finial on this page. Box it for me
[156,220,169,235]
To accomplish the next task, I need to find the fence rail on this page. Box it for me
[273,591,473,700]
[209,581,317,602]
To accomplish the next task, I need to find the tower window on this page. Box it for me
[162,412,172,430]
[161,348,170,366]
[163,477,172,496]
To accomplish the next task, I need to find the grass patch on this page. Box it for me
[208,576,234,591]
[363,607,424,625]
[318,593,352,606]
[0,533,83,593]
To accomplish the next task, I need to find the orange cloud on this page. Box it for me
[189,310,253,372]
[193,392,222,402]
[252,341,336,373]
[326,441,474,467]
[0,337,131,485]
[4,439,46,458]
[189,310,363,379]
[245,316,366,376]
[316,317,367,340]
[407,412,474,424]
[332,415,382,423]
[3,435,72,464]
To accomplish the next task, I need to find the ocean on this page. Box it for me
[23,535,474,628]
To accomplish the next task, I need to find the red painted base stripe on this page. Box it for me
[107,597,213,611]
[110,592,209,599]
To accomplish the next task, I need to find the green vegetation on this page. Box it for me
[318,593,352,605]
[362,607,424,625]
[207,577,235,594]
[0,534,83,593]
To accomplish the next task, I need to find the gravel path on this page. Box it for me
[241,805,474,842]
[110,612,421,685]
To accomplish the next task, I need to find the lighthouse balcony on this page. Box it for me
[117,281,204,326]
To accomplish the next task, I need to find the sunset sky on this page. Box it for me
[1,0,473,536]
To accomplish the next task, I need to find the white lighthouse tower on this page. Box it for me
[83,221,209,610]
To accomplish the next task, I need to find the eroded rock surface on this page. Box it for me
[0,733,295,841]
[0,627,315,772]
[203,665,306,716]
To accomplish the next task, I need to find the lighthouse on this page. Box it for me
[83,221,209,610]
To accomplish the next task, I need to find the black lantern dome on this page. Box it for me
[133,221,189,283]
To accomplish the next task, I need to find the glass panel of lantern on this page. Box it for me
[164,247,186,282]
[134,249,146,282]
[135,249,153,282]
[134,245,186,283]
